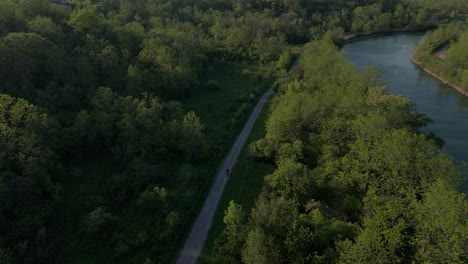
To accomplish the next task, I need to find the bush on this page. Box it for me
[136,187,167,212]
[114,240,130,256]
[177,164,199,187]
[248,139,275,161]
[461,70,468,91]
[82,206,113,234]
[0,248,12,264]
[203,80,222,91]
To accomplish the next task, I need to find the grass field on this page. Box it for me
[198,99,275,264]
[47,60,271,264]
[184,61,269,149]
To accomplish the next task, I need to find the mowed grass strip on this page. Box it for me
[170,62,269,261]
[198,99,274,264]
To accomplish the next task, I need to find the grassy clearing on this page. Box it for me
[48,61,268,263]
[198,99,274,264]
[184,61,267,148]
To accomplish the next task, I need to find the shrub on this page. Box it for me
[461,70,468,91]
[114,240,130,256]
[83,206,113,234]
[0,248,12,264]
[248,139,276,161]
[203,80,222,91]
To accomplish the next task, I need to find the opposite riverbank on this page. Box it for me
[411,57,468,97]
[340,31,468,98]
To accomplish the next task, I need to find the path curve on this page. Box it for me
[176,57,300,264]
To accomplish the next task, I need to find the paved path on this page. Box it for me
[176,57,300,264]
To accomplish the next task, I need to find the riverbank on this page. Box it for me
[341,31,468,97]
[411,57,468,97]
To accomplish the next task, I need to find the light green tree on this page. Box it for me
[242,229,282,264]
[414,179,467,264]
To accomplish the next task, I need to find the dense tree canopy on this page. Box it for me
[0,94,58,262]
[0,0,465,263]
[214,37,467,264]
[410,0,468,14]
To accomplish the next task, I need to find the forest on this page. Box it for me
[0,0,466,263]
[211,35,467,264]
[409,0,468,14]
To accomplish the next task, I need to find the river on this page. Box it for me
[344,33,468,166]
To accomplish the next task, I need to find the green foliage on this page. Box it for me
[224,201,244,239]
[250,195,298,240]
[116,21,145,55]
[414,179,467,263]
[410,0,468,14]
[214,36,467,264]
[0,248,13,264]
[68,7,105,36]
[0,0,464,263]
[82,206,113,234]
[136,186,168,212]
[0,32,63,96]
[179,111,208,161]
[0,0,25,36]
[352,4,391,34]
[415,21,468,91]
[265,90,318,143]
[242,229,281,264]
[248,138,276,161]
[0,94,57,262]
[212,201,246,263]
[203,80,222,91]
[446,32,468,69]
[265,158,311,200]
[203,98,274,263]
[26,16,63,43]
[462,70,468,89]
[68,87,207,162]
